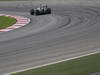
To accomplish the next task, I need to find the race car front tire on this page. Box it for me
[30,9,34,15]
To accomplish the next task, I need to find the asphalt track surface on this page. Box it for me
[0,1,100,75]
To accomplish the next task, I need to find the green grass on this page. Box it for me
[0,16,16,29]
[11,53,100,75]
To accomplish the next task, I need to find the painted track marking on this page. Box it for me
[0,14,30,32]
[6,51,100,75]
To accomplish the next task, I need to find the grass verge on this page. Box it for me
[0,16,16,29]
[11,52,100,75]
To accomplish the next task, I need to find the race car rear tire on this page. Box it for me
[47,8,51,14]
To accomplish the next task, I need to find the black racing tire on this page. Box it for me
[30,9,34,15]
[47,8,51,14]
[35,10,41,16]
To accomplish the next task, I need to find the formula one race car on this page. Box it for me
[30,4,51,16]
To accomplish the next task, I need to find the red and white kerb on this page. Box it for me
[0,14,30,32]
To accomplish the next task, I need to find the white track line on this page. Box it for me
[0,14,30,32]
[6,51,100,75]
